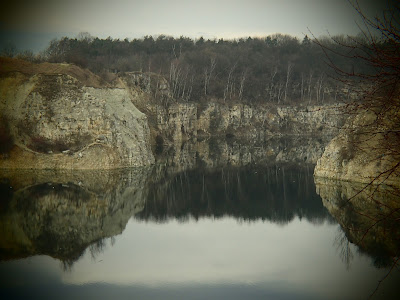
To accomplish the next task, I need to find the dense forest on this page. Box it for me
[3,33,375,104]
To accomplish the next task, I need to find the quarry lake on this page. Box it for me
[0,139,399,300]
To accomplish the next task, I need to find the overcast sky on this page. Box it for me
[0,0,393,52]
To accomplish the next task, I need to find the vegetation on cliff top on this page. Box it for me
[2,32,377,105]
[0,56,107,88]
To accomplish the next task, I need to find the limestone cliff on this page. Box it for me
[0,59,154,169]
[121,72,346,146]
[314,109,400,186]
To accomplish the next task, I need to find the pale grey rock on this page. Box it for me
[314,109,400,186]
[121,72,346,147]
[0,73,154,169]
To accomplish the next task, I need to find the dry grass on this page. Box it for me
[0,57,107,88]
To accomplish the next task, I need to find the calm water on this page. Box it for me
[1,141,399,300]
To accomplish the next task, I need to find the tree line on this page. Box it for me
[3,32,376,104]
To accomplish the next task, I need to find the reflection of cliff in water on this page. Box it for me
[0,168,151,264]
[156,136,331,172]
[0,137,331,266]
[315,178,400,268]
[139,164,332,224]
[142,136,333,223]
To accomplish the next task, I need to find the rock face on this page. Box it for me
[196,103,344,139]
[184,102,344,142]
[121,72,346,145]
[314,109,400,186]
[0,70,154,169]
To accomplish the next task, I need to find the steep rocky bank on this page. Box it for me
[121,72,346,146]
[0,58,154,169]
[314,108,400,186]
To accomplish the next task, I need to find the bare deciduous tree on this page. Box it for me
[313,1,400,295]
[238,69,247,101]
[204,57,216,96]
[224,62,237,101]
[284,62,293,102]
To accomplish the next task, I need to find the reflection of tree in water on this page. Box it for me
[60,238,111,272]
[89,239,107,261]
[317,177,400,299]
[334,228,354,270]
[137,163,333,224]
[61,258,76,272]
[1,162,334,271]
[316,178,400,272]
[2,161,397,279]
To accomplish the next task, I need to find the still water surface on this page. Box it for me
[0,156,399,299]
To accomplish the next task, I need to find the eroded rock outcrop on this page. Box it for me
[314,109,400,186]
[0,61,154,169]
